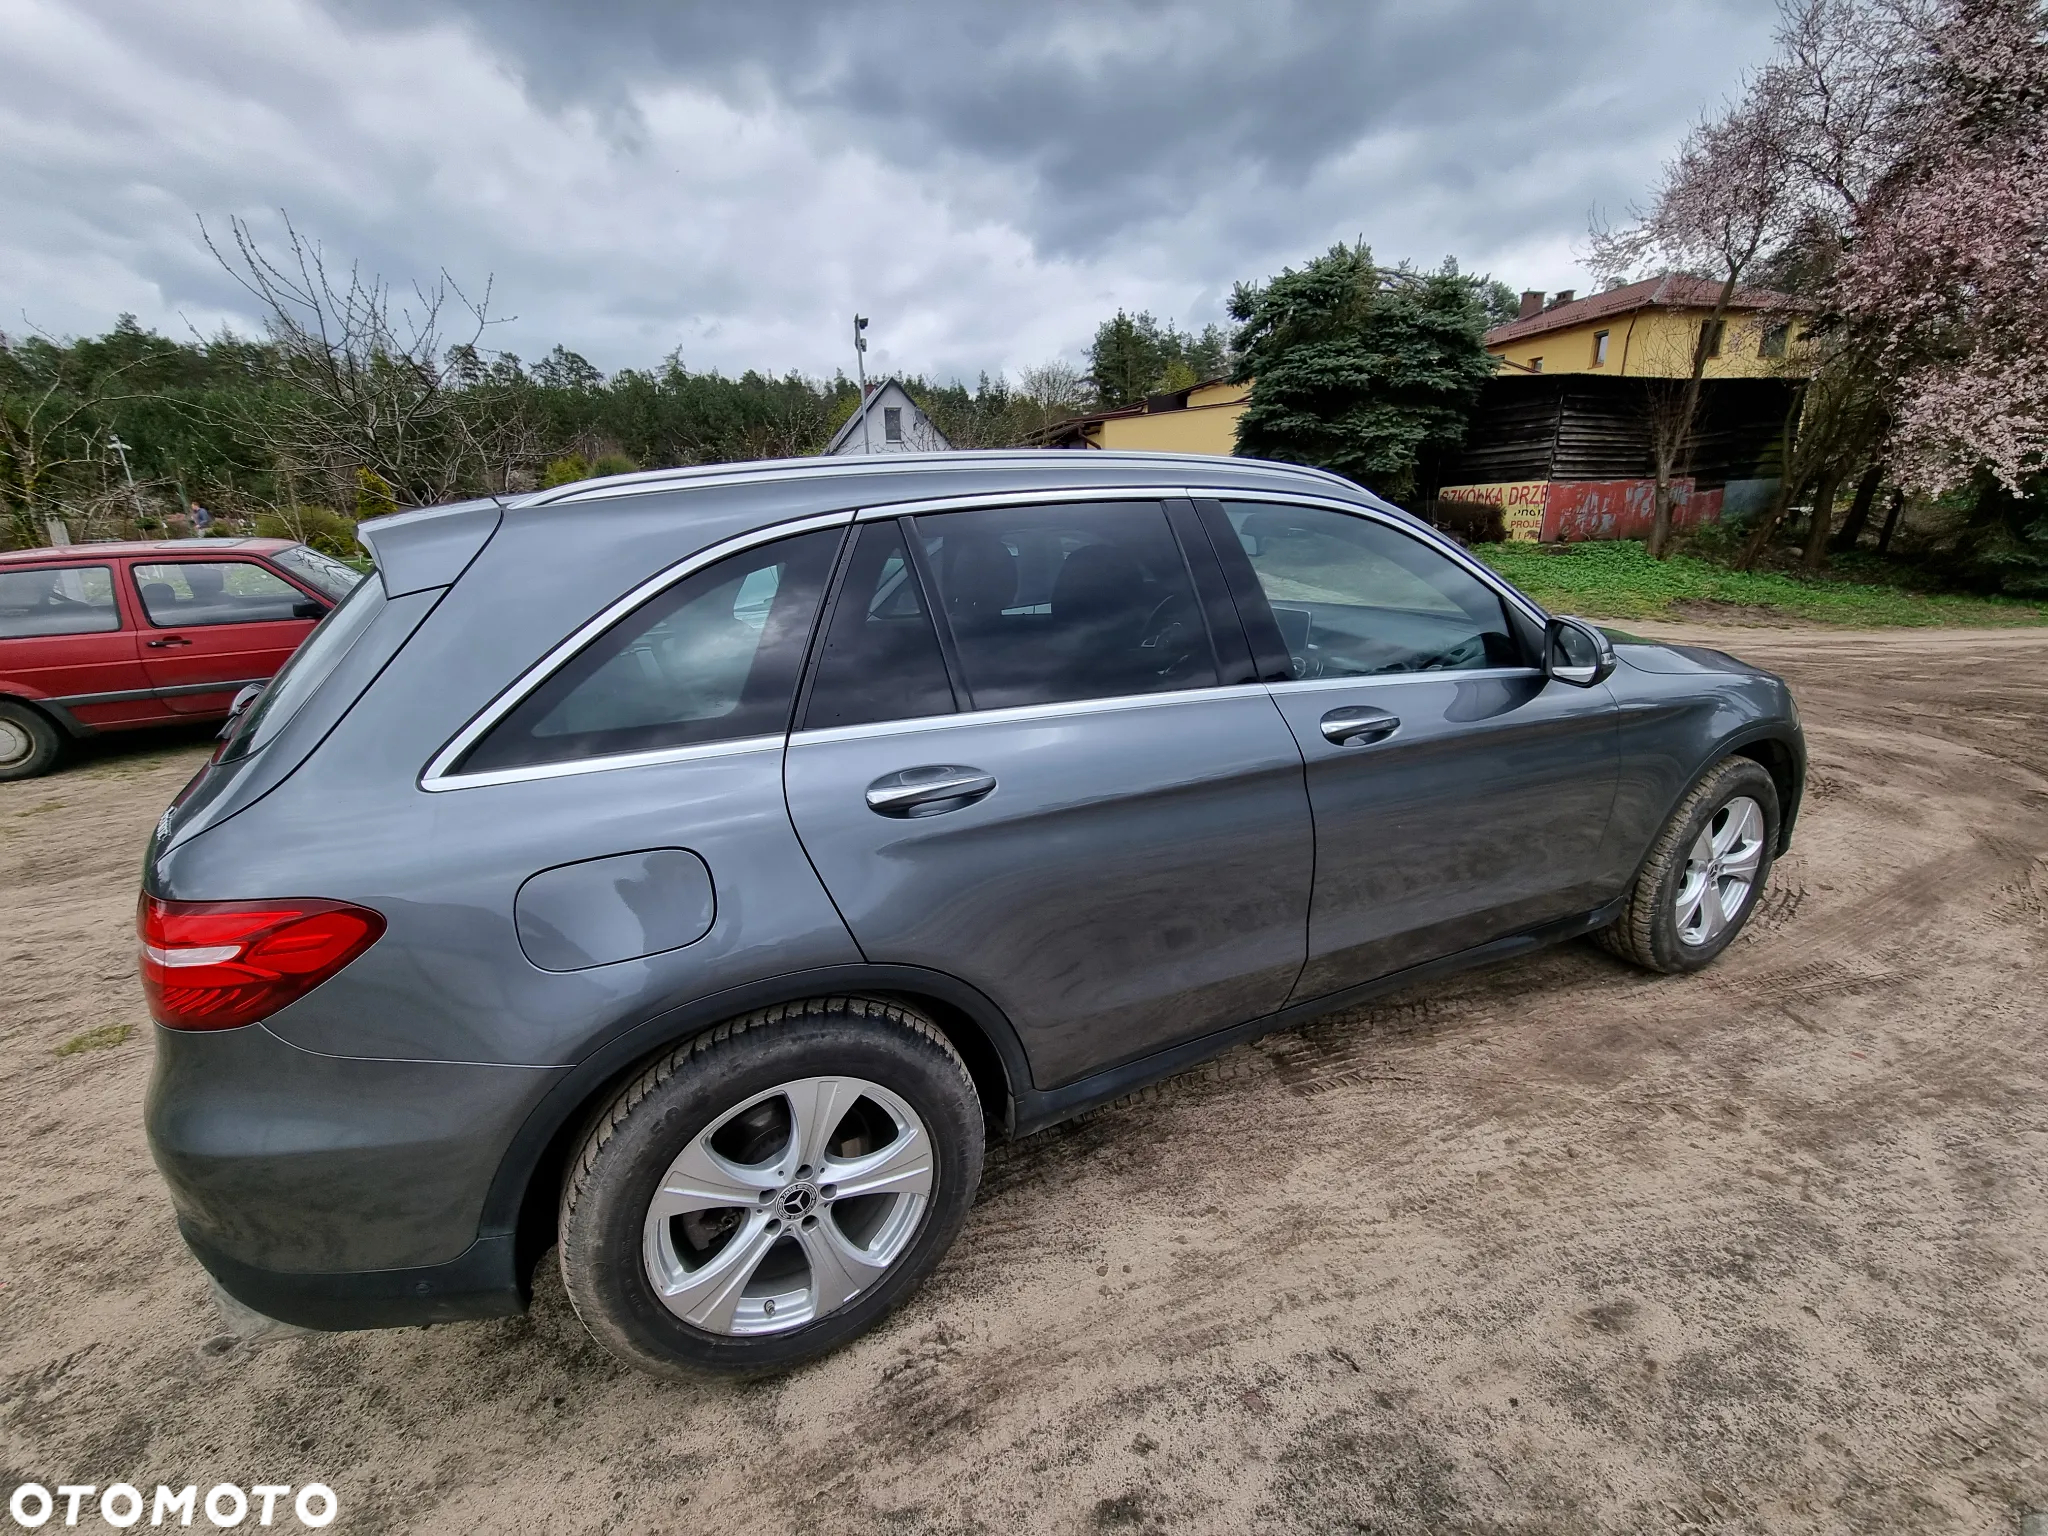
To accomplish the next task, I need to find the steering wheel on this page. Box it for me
[1138,592,1203,678]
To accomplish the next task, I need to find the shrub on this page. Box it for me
[254,505,358,558]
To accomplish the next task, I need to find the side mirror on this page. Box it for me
[1545,615,1617,687]
[292,599,328,621]
[218,683,265,740]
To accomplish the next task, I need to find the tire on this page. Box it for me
[558,996,984,1380]
[1596,756,1780,974]
[0,701,62,781]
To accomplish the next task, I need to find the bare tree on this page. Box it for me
[1016,359,1090,440]
[1591,83,1803,557]
[203,213,507,511]
[0,335,143,547]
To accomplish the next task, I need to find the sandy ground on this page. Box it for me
[1,624,2044,1535]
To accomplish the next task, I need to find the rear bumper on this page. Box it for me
[146,1022,565,1329]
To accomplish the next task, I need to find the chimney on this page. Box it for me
[1549,289,1576,308]
[1517,290,1543,320]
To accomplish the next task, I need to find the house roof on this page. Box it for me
[1485,276,1801,347]
[825,378,952,455]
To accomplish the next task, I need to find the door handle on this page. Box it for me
[1319,705,1400,746]
[865,765,997,817]
[146,636,192,648]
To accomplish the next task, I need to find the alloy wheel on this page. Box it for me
[641,1076,933,1336]
[1674,795,1765,947]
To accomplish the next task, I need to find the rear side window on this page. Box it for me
[0,565,118,637]
[133,561,306,626]
[219,571,386,763]
[914,501,1218,709]
[456,529,839,774]
[802,521,957,730]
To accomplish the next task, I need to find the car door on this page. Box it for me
[783,499,1315,1089]
[130,558,324,713]
[0,561,172,729]
[1197,498,1619,1001]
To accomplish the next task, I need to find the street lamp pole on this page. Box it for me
[107,433,146,528]
[853,315,872,454]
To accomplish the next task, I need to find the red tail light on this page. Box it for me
[138,895,385,1031]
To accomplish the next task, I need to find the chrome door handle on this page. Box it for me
[1319,705,1400,746]
[865,765,997,817]
[146,636,191,648]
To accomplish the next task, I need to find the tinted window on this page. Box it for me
[0,565,118,638]
[458,529,839,774]
[1224,503,1520,676]
[271,544,364,602]
[802,521,956,730]
[916,502,1218,709]
[219,572,386,764]
[133,562,305,626]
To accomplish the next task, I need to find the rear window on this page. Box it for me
[271,544,365,603]
[0,565,119,638]
[217,573,386,763]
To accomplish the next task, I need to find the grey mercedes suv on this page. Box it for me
[142,452,1803,1378]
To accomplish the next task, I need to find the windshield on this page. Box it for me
[218,572,385,763]
[271,543,365,603]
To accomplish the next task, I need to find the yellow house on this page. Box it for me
[1486,276,1805,380]
[1035,379,1248,455]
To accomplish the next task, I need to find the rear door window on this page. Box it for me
[0,565,119,637]
[132,562,307,626]
[912,501,1219,710]
[455,528,840,775]
[801,521,957,731]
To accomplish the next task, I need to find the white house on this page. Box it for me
[823,380,952,455]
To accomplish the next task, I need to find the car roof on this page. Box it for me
[0,538,298,565]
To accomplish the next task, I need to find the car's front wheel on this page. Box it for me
[1597,756,1780,973]
[558,997,984,1380]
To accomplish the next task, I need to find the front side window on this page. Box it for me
[456,529,839,774]
[132,562,306,626]
[1224,503,1520,677]
[0,565,118,638]
[915,501,1218,710]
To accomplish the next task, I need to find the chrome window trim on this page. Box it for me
[426,733,782,792]
[1265,667,1545,696]
[791,682,1273,748]
[419,510,853,791]
[1200,490,1551,627]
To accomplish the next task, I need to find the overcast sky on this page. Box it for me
[1,0,1781,384]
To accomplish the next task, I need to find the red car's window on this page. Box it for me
[131,561,306,627]
[0,565,120,639]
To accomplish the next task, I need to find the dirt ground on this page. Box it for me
[1,624,2044,1535]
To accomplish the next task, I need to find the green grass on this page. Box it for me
[56,1022,133,1057]
[1475,540,2048,627]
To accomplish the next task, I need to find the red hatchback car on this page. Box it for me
[0,538,362,780]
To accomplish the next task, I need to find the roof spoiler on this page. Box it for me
[356,498,503,597]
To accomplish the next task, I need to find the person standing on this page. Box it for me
[188,500,214,538]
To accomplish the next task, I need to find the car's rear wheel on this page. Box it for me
[1597,756,1780,973]
[0,701,62,781]
[558,997,984,1380]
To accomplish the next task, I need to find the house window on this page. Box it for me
[1703,318,1725,358]
[1528,357,1543,373]
[1759,322,1790,359]
[883,406,903,444]
[1592,330,1610,367]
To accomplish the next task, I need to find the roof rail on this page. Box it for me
[514,449,1360,508]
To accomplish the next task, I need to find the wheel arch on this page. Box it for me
[0,690,87,740]
[1723,727,1804,854]
[483,964,1029,1299]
